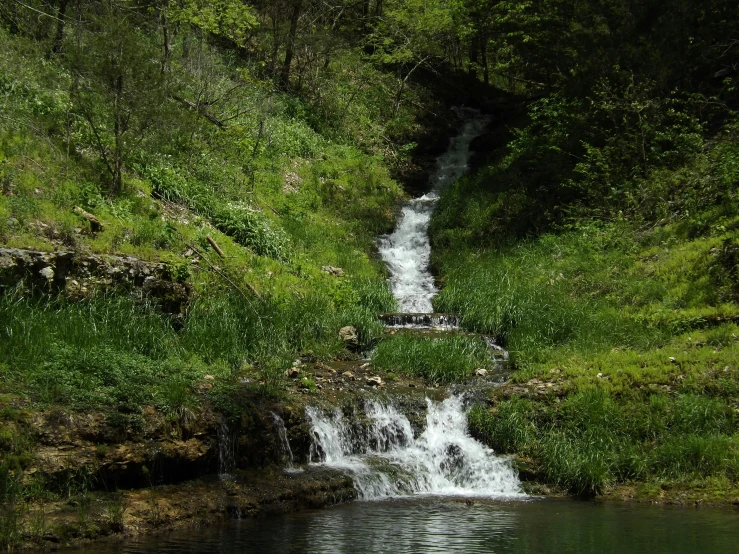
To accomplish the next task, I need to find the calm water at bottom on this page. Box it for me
[78,497,739,553]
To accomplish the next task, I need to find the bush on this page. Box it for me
[212,203,290,261]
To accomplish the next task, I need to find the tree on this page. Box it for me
[66,1,173,194]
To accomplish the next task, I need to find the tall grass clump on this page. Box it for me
[432,227,670,367]
[471,388,739,496]
[0,277,392,408]
[468,399,538,456]
[372,333,492,383]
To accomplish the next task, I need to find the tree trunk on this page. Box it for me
[160,5,171,74]
[279,0,303,89]
[481,35,489,85]
[112,68,124,195]
[51,0,71,54]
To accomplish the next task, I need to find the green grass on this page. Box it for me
[0,276,396,410]
[372,333,492,384]
[470,388,739,497]
[433,217,739,372]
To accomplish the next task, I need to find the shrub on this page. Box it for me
[212,203,290,261]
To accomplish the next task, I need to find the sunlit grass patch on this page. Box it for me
[372,333,492,384]
[470,387,739,497]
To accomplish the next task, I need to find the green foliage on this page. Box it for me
[468,400,538,456]
[168,0,257,47]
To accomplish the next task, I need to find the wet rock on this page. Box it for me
[366,376,383,387]
[474,368,488,377]
[342,372,355,381]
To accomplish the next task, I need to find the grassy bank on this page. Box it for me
[0,17,420,414]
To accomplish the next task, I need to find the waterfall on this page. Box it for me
[378,116,489,313]
[271,412,302,473]
[217,421,236,480]
[306,396,523,500]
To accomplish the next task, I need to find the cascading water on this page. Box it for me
[378,116,489,314]
[306,396,523,500]
[301,113,519,499]
[217,422,236,480]
[271,412,302,473]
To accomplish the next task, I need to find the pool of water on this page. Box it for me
[74,497,739,553]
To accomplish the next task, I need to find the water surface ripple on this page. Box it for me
[83,498,739,553]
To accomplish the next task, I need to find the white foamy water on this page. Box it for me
[306,396,523,500]
[378,116,489,312]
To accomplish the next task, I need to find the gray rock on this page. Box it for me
[339,326,359,346]
[322,265,344,277]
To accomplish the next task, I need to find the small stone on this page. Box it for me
[285,367,301,378]
[39,266,54,281]
[360,363,370,370]
[328,368,337,374]
[597,373,603,378]
[475,368,488,377]
[669,357,678,364]
[204,375,215,381]
[366,376,383,387]
[321,265,344,277]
